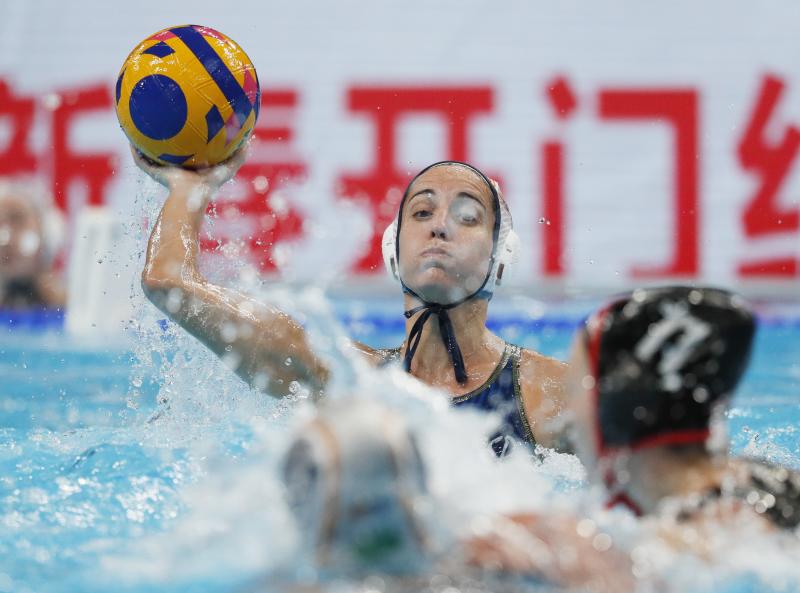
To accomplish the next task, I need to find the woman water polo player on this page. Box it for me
[563,286,799,536]
[134,150,567,453]
[464,287,798,586]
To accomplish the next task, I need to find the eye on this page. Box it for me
[453,201,482,226]
[412,209,432,220]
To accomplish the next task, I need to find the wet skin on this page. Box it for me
[137,152,568,446]
[398,165,496,304]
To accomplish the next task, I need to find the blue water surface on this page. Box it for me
[0,300,798,593]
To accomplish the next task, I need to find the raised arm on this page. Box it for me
[134,147,330,397]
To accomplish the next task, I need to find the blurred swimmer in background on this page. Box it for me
[560,287,799,554]
[133,149,567,455]
[0,178,65,309]
[280,398,632,593]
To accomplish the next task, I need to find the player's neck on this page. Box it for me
[402,296,499,377]
[625,448,727,515]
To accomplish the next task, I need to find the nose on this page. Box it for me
[429,209,449,240]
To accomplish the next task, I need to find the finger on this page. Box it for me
[130,144,146,166]
[205,144,249,186]
[130,145,160,172]
[225,151,246,176]
[214,143,248,180]
[129,145,177,188]
[138,148,163,169]
[229,138,250,168]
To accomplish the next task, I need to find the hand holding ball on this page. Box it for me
[116,25,259,169]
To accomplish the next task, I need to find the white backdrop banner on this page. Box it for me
[1,0,799,294]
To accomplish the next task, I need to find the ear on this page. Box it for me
[381,221,400,281]
[494,229,519,286]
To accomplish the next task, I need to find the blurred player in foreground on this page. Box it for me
[279,398,632,593]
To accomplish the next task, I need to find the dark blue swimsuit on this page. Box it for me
[381,342,535,456]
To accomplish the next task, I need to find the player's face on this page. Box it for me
[397,165,495,304]
[0,194,44,280]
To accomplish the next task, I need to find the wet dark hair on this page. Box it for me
[583,286,756,453]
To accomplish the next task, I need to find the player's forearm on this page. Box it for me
[142,181,212,290]
[151,279,329,396]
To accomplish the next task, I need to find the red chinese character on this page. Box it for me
[599,88,700,277]
[541,76,578,276]
[338,86,494,273]
[200,90,306,273]
[0,79,37,176]
[737,74,799,277]
[51,84,117,213]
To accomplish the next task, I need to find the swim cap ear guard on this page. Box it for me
[381,221,401,281]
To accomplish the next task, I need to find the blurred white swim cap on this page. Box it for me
[0,177,65,265]
[282,399,429,575]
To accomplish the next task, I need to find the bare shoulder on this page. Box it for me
[516,347,569,445]
[518,347,568,391]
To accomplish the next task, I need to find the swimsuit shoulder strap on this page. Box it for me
[508,343,523,364]
[509,343,537,445]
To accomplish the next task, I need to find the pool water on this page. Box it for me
[0,299,798,593]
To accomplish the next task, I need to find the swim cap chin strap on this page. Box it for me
[403,302,467,384]
[396,161,502,386]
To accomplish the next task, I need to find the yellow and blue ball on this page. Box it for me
[115,25,259,168]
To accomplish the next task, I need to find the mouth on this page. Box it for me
[420,247,450,258]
